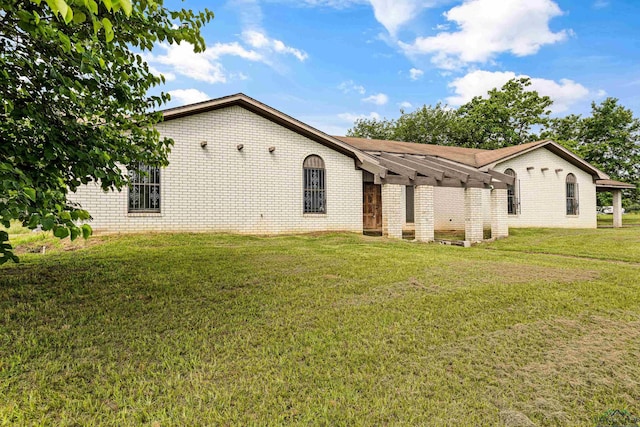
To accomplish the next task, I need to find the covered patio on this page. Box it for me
[356,149,514,244]
[596,179,637,227]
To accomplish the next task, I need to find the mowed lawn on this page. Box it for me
[1,228,640,426]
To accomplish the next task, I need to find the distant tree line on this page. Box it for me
[347,78,640,206]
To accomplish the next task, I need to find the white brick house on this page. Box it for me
[71,94,633,242]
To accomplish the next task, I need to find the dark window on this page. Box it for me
[405,185,415,223]
[504,168,519,215]
[566,173,578,215]
[303,155,326,214]
[128,164,161,213]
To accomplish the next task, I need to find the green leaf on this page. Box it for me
[102,17,114,42]
[119,0,132,16]
[54,0,69,19]
[42,217,55,231]
[64,5,73,24]
[81,224,93,239]
[53,226,70,239]
[73,11,86,23]
[76,210,91,220]
[24,187,36,201]
[70,227,80,241]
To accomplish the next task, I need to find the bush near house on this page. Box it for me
[1,229,640,425]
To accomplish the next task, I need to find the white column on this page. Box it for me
[613,190,623,228]
[464,187,484,243]
[491,188,509,239]
[414,185,435,242]
[382,184,403,239]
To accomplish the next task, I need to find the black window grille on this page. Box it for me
[303,155,326,214]
[504,168,519,215]
[128,164,161,212]
[566,173,579,215]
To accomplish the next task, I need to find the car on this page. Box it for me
[599,206,625,214]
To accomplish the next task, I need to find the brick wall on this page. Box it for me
[494,147,597,228]
[71,105,364,234]
[430,146,598,230]
[382,184,403,238]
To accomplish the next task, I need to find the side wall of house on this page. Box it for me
[423,147,597,230]
[71,105,363,234]
[431,188,491,231]
[494,148,597,228]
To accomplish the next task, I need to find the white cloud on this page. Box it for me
[398,101,413,109]
[208,41,264,61]
[290,0,440,36]
[362,93,389,105]
[401,0,568,69]
[446,70,592,113]
[368,0,442,36]
[338,112,382,122]
[168,89,211,105]
[409,67,424,80]
[149,43,230,84]
[338,80,366,95]
[242,30,309,62]
[593,0,609,8]
[145,31,306,85]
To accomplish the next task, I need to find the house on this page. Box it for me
[336,137,634,232]
[71,93,634,243]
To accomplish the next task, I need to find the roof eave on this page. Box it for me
[160,93,378,165]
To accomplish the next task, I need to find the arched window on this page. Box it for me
[566,173,579,215]
[504,168,518,215]
[303,155,326,213]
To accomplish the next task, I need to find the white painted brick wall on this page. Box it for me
[382,184,403,238]
[71,105,363,234]
[494,147,597,228]
[414,185,435,242]
[490,189,508,238]
[464,187,484,242]
[432,147,598,230]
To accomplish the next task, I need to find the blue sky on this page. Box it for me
[147,0,640,135]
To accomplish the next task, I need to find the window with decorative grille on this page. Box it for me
[128,164,161,213]
[504,168,519,215]
[303,155,326,214]
[566,173,579,215]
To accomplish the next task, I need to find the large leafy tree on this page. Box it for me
[347,78,552,149]
[347,103,460,145]
[544,98,640,204]
[0,0,214,263]
[346,115,396,140]
[455,77,553,149]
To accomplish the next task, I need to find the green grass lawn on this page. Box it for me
[2,229,640,426]
[598,212,640,227]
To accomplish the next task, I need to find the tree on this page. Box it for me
[347,103,460,145]
[0,0,214,263]
[393,103,460,146]
[578,98,639,204]
[346,78,552,150]
[346,116,396,140]
[579,98,640,184]
[541,114,583,151]
[542,98,640,204]
[455,77,553,149]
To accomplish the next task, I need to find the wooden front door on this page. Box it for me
[363,183,382,230]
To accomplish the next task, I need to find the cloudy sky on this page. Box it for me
[148,0,640,135]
